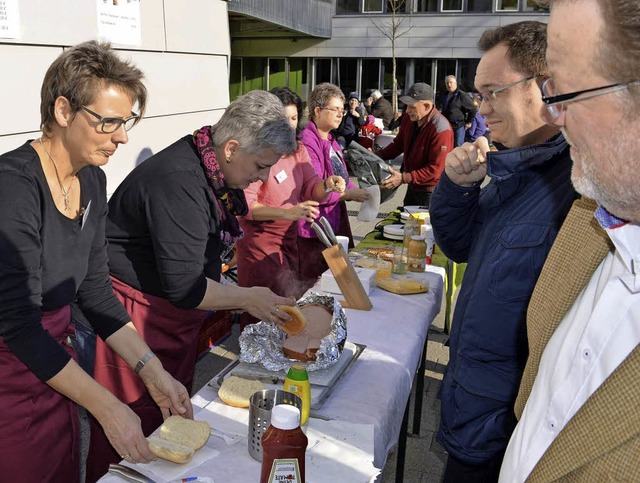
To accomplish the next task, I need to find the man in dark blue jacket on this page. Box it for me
[430,21,578,482]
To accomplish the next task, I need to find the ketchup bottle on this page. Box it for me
[260,404,308,483]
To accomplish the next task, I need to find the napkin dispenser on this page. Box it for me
[321,267,376,296]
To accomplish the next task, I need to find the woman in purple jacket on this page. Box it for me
[298,83,370,289]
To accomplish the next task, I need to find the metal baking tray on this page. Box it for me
[208,341,366,410]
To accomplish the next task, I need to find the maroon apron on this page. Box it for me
[86,276,208,482]
[236,219,302,328]
[0,306,80,483]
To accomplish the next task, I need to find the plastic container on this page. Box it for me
[420,224,435,265]
[402,214,420,249]
[408,235,427,272]
[260,404,308,483]
[392,244,408,274]
[249,389,302,462]
[283,366,311,426]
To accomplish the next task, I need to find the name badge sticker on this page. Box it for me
[275,170,288,184]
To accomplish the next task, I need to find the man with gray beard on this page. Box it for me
[500,0,640,481]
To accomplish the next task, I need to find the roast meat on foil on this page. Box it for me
[238,292,347,372]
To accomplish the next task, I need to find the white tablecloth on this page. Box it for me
[100,268,444,483]
[324,268,444,466]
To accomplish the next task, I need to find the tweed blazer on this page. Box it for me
[514,197,640,481]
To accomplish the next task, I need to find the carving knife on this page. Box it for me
[311,221,333,248]
[108,464,157,483]
[319,216,339,246]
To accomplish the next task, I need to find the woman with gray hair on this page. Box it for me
[87,90,298,478]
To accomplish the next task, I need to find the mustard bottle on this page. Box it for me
[283,365,310,425]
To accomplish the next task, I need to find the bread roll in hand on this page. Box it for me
[276,304,307,335]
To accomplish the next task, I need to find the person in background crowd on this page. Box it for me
[336,92,367,149]
[440,75,478,147]
[298,83,370,288]
[430,21,578,482]
[387,107,404,131]
[364,89,394,129]
[500,1,640,480]
[464,98,488,143]
[236,87,345,324]
[87,90,299,480]
[358,114,383,150]
[0,40,191,482]
[376,82,453,207]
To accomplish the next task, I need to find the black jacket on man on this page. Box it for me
[366,96,394,129]
[440,90,477,128]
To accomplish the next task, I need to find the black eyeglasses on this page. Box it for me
[541,77,639,123]
[81,106,140,133]
[478,74,544,104]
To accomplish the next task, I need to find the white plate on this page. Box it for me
[383,224,404,237]
[404,205,430,214]
[400,211,431,224]
[382,233,404,241]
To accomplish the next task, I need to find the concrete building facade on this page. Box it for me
[229,0,549,103]
[0,0,231,195]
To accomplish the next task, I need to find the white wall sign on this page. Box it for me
[97,0,142,46]
[0,0,20,39]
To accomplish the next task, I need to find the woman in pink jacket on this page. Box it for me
[236,88,345,324]
[298,83,370,287]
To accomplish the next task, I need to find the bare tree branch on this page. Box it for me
[366,0,413,123]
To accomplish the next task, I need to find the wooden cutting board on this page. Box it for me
[322,244,373,310]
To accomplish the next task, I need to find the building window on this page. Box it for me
[338,58,359,98]
[229,58,242,101]
[415,0,437,11]
[364,0,384,12]
[362,58,381,96]
[467,0,493,12]
[315,58,334,85]
[268,58,286,90]
[457,58,481,93]
[414,59,434,86]
[496,0,519,11]
[524,0,549,11]
[288,58,308,101]
[243,58,267,92]
[383,58,407,97]
[441,0,463,11]
[336,0,360,14]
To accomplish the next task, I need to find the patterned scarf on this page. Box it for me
[193,126,247,261]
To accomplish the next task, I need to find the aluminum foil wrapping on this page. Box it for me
[238,292,347,372]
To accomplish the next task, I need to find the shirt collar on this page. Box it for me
[595,205,628,230]
[595,206,640,277]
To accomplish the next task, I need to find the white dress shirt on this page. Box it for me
[499,219,640,482]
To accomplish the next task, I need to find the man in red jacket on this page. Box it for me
[377,82,454,207]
